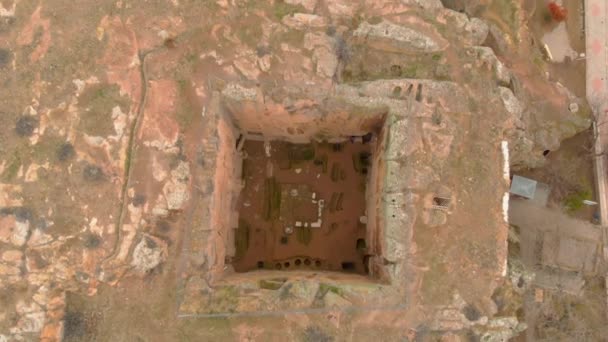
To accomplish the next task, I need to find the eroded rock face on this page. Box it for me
[443,10,489,45]
[353,20,447,53]
[163,161,191,211]
[131,236,167,273]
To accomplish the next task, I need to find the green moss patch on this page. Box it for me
[258,278,287,290]
[1,151,21,181]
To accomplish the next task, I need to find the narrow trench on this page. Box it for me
[104,48,159,262]
[104,29,200,263]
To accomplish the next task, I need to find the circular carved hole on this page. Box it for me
[284,262,290,268]
[304,259,311,266]
[295,259,302,266]
[314,260,321,267]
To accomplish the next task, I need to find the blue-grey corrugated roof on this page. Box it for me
[510,175,537,199]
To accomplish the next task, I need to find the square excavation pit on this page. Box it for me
[178,91,414,316]
[233,139,372,275]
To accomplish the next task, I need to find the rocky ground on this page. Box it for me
[0,0,597,341]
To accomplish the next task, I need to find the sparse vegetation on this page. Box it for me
[77,84,130,137]
[0,48,11,67]
[564,189,591,213]
[0,206,33,222]
[303,326,334,342]
[318,283,345,297]
[163,37,177,49]
[175,79,199,131]
[489,0,519,36]
[334,36,351,64]
[258,278,287,290]
[15,116,38,137]
[1,152,21,181]
[463,304,481,321]
[63,293,101,342]
[63,311,87,341]
[273,0,306,19]
[82,233,102,249]
[155,219,171,234]
[83,164,104,182]
[235,219,250,259]
[56,142,75,162]
[256,45,270,57]
[132,194,146,207]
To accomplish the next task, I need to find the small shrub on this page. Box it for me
[132,194,146,206]
[303,326,333,342]
[155,219,171,233]
[463,304,481,321]
[273,1,305,19]
[0,48,11,67]
[83,164,104,182]
[548,2,567,22]
[82,233,101,249]
[163,37,176,49]
[256,45,270,57]
[15,116,38,137]
[63,311,86,340]
[13,207,33,222]
[56,142,75,162]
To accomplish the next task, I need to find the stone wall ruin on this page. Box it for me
[177,84,417,315]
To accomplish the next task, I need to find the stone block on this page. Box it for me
[383,193,417,241]
[383,160,405,194]
[353,20,446,53]
[386,119,423,160]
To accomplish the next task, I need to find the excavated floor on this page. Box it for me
[233,140,372,274]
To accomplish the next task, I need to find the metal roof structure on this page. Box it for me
[510,174,537,199]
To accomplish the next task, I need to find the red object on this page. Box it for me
[548,2,568,22]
